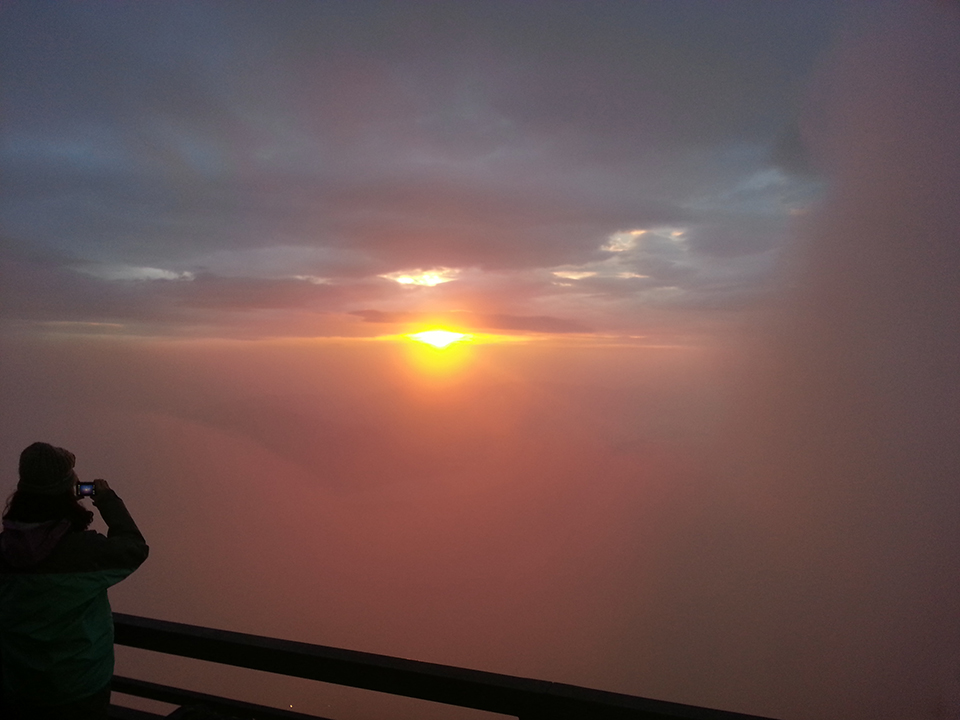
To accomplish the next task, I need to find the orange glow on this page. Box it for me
[404,339,472,378]
[407,330,472,348]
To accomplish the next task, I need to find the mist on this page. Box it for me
[642,3,960,718]
[0,333,733,718]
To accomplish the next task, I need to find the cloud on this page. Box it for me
[0,2,837,290]
[350,309,591,334]
[551,271,597,280]
[643,4,960,717]
[681,218,790,258]
[378,268,461,287]
[0,245,355,332]
[75,265,196,282]
[0,2,848,347]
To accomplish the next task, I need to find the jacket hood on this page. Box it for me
[1,518,71,568]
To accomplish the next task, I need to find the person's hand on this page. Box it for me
[93,478,111,495]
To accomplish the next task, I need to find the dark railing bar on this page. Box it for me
[108,705,165,720]
[112,676,335,720]
[114,614,778,720]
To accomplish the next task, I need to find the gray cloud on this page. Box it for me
[0,1,840,336]
[351,309,591,334]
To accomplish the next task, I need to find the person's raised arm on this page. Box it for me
[90,478,149,569]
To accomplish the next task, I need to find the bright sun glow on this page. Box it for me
[407,330,472,348]
[379,268,460,286]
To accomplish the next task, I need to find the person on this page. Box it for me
[0,442,149,719]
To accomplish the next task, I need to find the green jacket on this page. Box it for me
[0,489,148,706]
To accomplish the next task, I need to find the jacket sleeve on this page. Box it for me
[90,488,149,571]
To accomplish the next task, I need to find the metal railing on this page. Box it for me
[111,614,778,720]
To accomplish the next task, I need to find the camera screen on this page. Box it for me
[78,483,95,497]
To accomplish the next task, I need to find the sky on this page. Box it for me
[0,0,832,341]
[1,2,959,720]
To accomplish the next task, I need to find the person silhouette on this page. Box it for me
[0,442,149,719]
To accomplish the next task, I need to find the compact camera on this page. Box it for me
[77,482,96,497]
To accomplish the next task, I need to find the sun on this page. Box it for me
[407,330,472,348]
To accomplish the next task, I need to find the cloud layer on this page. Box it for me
[0,1,834,338]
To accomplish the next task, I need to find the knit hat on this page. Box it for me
[18,442,77,496]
